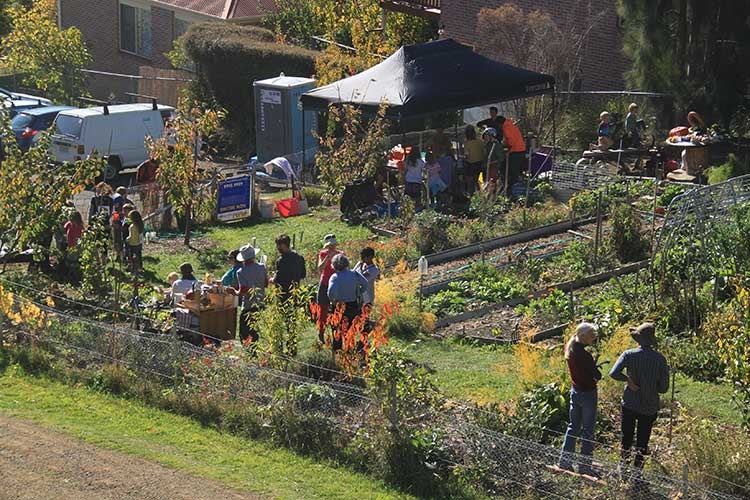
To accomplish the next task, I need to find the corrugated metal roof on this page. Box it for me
[154,0,277,19]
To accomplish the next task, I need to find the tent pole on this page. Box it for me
[455,111,460,199]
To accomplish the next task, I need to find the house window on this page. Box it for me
[120,3,152,57]
[174,17,191,40]
[173,17,194,70]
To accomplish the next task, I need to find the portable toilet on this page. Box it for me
[253,75,317,166]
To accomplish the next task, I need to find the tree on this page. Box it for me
[0,115,102,268]
[1,0,91,104]
[147,97,224,247]
[618,0,750,127]
[315,102,390,198]
[476,2,606,135]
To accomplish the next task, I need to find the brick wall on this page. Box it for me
[59,1,181,102]
[440,0,627,91]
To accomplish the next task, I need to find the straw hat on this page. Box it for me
[630,323,656,346]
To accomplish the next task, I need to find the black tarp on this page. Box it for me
[300,39,555,119]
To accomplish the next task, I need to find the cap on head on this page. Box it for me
[483,127,497,138]
[600,111,610,120]
[324,233,338,247]
[116,186,127,196]
[237,244,256,262]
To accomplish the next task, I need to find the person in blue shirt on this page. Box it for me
[327,253,367,351]
[221,249,241,288]
[609,322,670,470]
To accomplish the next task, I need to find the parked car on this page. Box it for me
[0,88,52,117]
[11,106,74,151]
[50,102,175,179]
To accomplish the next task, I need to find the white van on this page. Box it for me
[50,103,174,179]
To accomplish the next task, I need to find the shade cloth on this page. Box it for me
[300,39,555,119]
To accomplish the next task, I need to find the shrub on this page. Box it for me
[301,186,325,207]
[413,210,451,255]
[662,331,725,382]
[385,306,427,339]
[707,153,750,185]
[183,22,317,153]
[676,419,750,495]
[608,204,648,263]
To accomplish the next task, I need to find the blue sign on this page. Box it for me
[217,175,251,221]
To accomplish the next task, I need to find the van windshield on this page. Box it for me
[55,115,83,138]
[11,112,33,130]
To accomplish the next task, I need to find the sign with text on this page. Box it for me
[217,175,252,222]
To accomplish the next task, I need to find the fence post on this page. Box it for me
[594,192,603,265]
[681,464,689,497]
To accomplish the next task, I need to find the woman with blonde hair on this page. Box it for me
[558,322,601,476]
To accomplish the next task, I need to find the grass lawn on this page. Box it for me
[143,205,374,285]
[0,366,414,500]
[673,373,742,426]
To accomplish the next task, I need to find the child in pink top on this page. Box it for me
[63,212,84,248]
[424,151,447,206]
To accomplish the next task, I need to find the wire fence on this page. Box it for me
[0,288,745,499]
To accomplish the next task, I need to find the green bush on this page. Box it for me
[413,210,451,254]
[184,23,317,154]
[385,306,423,339]
[301,186,326,207]
[707,153,750,185]
[608,204,648,263]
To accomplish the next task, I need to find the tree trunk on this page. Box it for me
[183,202,192,247]
[677,0,688,78]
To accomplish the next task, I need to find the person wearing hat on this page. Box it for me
[597,111,613,150]
[316,234,343,342]
[609,322,670,469]
[327,253,368,351]
[230,244,268,345]
[558,322,601,476]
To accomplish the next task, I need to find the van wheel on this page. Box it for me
[104,156,121,180]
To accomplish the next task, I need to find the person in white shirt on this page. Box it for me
[353,247,380,306]
[403,147,425,208]
[171,262,199,303]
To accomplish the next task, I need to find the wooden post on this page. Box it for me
[568,285,575,320]
[594,192,603,265]
[669,367,676,445]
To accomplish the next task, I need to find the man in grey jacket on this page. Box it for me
[609,323,670,469]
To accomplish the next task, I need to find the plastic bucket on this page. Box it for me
[276,197,300,218]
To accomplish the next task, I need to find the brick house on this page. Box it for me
[58,0,278,104]
[381,0,627,90]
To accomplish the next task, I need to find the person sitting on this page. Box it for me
[428,127,455,190]
[403,147,425,208]
[327,254,368,352]
[597,111,614,150]
[221,249,242,289]
[477,106,503,131]
[171,262,199,304]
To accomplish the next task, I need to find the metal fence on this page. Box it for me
[0,287,744,500]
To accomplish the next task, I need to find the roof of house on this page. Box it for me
[154,0,277,19]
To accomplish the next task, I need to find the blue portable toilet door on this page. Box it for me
[257,88,286,161]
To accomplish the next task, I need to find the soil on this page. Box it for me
[436,305,522,341]
[0,415,257,500]
[423,222,601,286]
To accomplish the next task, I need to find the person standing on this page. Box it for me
[424,151,446,206]
[231,244,268,345]
[353,247,380,307]
[609,323,670,470]
[558,323,601,476]
[327,254,368,351]
[463,125,485,195]
[403,147,425,209]
[317,234,342,343]
[88,182,114,225]
[498,116,526,190]
[124,209,144,272]
[427,127,455,190]
[272,234,306,298]
[477,106,503,131]
[482,128,503,190]
[221,249,242,289]
[63,211,84,249]
[597,111,614,150]
[624,103,640,147]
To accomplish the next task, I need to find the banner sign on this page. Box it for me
[217,175,251,222]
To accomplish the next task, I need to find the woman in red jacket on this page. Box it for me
[558,322,601,477]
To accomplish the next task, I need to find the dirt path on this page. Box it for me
[0,414,258,500]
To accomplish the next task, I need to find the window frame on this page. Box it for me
[119,1,153,59]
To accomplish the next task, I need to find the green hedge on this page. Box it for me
[184,23,318,155]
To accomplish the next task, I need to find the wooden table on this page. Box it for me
[178,295,237,341]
